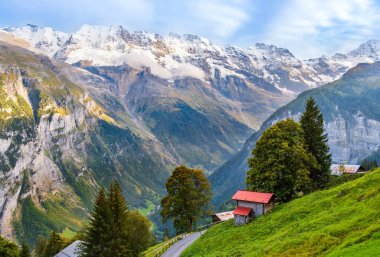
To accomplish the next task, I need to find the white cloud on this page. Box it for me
[187,0,251,38]
[123,53,205,80]
[262,0,380,59]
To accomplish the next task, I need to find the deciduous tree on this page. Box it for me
[161,165,212,233]
[125,211,154,257]
[0,235,19,257]
[246,119,316,202]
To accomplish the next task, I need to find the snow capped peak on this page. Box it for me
[2,25,70,57]
[251,43,295,59]
[77,24,124,36]
[2,24,380,94]
[348,39,380,59]
[26,24,39,32]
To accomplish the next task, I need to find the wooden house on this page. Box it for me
[232,190,275,225]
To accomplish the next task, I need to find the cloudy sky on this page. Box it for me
[0,0,379,59]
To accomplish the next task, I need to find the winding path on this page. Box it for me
[161,230,205,257]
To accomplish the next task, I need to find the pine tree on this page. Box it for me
[300,97,332,189]
[33,235,47,257]
[107,182,131,257]
[81,182,153,257]
[80,187,111,257]
[20,242,31,257]
[42,231,65,257]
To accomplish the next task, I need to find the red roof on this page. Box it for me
[233,206,252,216]
[232,190,274,204]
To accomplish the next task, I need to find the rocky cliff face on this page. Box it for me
[211,62,380,207]
[0,42,174,244]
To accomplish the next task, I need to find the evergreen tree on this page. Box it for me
[33,235,47,257]
[20,242,31,257]
[361,158,379,170]
[42,231,65,257]
[81,182,153,257]
[300,97,332,189]
[80,187,111,257]
[161,165,212,233]
[107,182,131,257]
[246,119,317,202]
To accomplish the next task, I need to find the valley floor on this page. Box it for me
[181,169,380,257]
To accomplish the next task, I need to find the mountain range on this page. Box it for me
[0,24,380,244]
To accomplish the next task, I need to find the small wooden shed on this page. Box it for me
[232,190,275,225]
[330,164,367,176]
[211,211,234,223]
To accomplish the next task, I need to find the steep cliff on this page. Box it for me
[0,42,174,244]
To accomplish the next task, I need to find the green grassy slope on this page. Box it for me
[182,169,380,257]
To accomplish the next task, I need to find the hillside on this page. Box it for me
[182,169,380,257]
[0,41,176,245]
[211,61,380,207]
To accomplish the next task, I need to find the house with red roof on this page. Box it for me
[232,190,275,225]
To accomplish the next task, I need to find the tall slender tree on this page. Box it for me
[42,231,65,257]
[80,182,153,257]
[107,182,130,257]
[33,235,47,257]
[300,97,332,189]
[80,187,111,257]
[20,242,31,257]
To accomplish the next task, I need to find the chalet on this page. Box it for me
[330,164,367,176]
[54,240,81,257]
[211,211,234,223]
[232,190,275,225]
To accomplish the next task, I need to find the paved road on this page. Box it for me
[161,230,205,257]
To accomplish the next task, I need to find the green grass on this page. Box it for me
[182,169,380,257]
[137,200,156,216]
[61,227,77,239]
[13,189,87,247]
[143,241,168,257]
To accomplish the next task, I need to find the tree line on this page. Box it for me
[0,182,154,257]
[247,97,332,202]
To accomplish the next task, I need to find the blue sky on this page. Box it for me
[1,0,379,59]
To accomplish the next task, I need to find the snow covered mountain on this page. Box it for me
[5,24,380,96]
